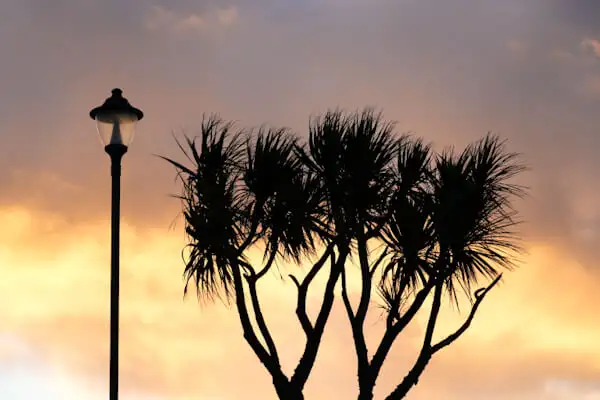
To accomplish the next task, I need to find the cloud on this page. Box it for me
[547,0,600,36]
[544,379,600,399]
[581,38,600,57]
[144,5,238,34]
[2,0,600,398]
[1,206,599,399]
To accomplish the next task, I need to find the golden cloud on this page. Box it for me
[0,205,599,399]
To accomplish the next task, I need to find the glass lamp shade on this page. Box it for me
[90,88,143,147]
[95,111,139,146]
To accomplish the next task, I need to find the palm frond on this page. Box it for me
[377,136,435,308]
[299,108,397,242]
[430,134,526,302]
[163,115,246,303]
[243,126,326,264]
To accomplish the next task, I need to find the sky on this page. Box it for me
[0,0,600,398]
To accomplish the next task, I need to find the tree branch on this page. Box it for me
[383,274,502,400]
[291,246,347,390]
[368,278,435,385]
[386,295,400,330]
[385,279,409,330]
[239,260,256,277]
[341,260,372,397]
[384,283,443,400]
[431,273,502,354]
[422,283,443,346]
[289,243,334,338]
[289,274,313,337]
[256,248,278,280]
[369,247,389,277]
[355,234,372,324]
[340,265,355,320]
[246,273,280,364]
[385,271,500,400]
[236,214,261,257]
[231,262,283,380]
[352,233,372,393]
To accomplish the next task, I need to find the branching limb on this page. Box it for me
[386,300,400,330]
[231,262,284,380]
[369,247,389,277]
[385,280,405,330]
[385,274,502,399]
[340,265,355,319]
[245,273,280,364]
[351,234,373,392]
[239,260,256,276]
[341,261,370,394]
[355,235,372,323]
[289,243,335,337]
[236,215,261,257]
[431,273,502,353]
[349,241,391,399]
[291,246,347,391]
[238,252,284,363]
[289,274,313,336]
[368,279,436,384]
[422,283,443,348]
[256,248,278,280]
[384,283,443,400]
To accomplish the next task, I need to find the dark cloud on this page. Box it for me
[0,0,599,261]
[549,0,600,35]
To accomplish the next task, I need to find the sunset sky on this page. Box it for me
[1,0,600,399]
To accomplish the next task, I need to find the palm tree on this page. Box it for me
[163,111,525,400]
[163,115,334,399]
[358,134,525,400]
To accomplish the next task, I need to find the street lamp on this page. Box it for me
[90,88,143,400]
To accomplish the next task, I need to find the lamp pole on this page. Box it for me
[90,89,143,400]
[107,143,126,399]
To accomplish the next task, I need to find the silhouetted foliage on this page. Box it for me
[163,109,526,400]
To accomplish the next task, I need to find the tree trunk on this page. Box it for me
[385,355,430,400]
[357,372,376,400]
[357,389,374,400]
[273,380,304,400]
[275,386,304,400]
[385,372,418,399]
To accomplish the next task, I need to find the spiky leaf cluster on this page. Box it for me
[164,111,525,312]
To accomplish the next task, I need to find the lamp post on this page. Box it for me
[90,88,143,400]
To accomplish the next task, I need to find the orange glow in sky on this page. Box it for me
[1,1,600,399]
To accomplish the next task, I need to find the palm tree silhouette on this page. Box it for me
[163,110,525,400]
[365,134,525,399]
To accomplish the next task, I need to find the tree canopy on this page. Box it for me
[163,108,526,400]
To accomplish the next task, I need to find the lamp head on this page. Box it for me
[90,88,143,147]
